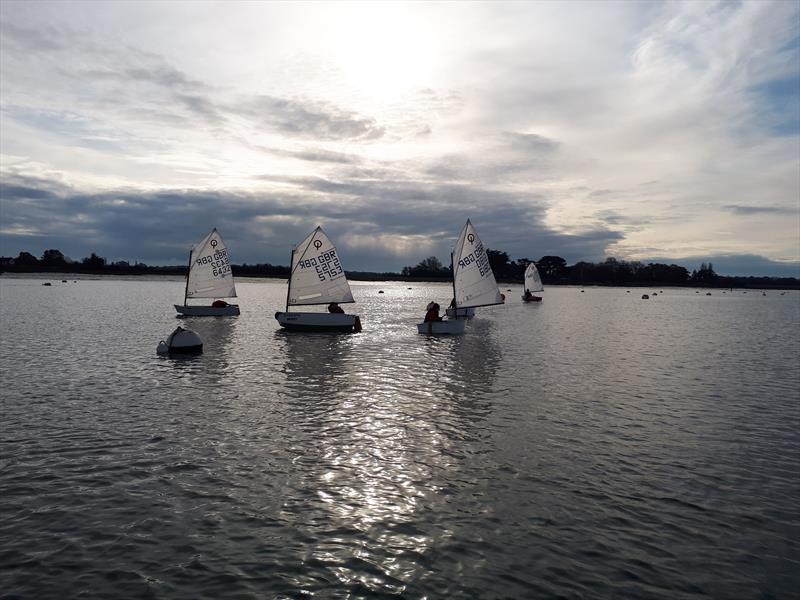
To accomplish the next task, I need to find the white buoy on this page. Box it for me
[157,326,203,355]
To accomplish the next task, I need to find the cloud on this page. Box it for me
[236,96,384,141]
[424,130,562,183]
[0,20,66,52]
[502,131,560,154]
[724,204,797,216]
[261,146,363,165]
[0,173,621,270]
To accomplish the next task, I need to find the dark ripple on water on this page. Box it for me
[1,278,799,598]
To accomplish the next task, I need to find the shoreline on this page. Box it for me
[2,271,798,290]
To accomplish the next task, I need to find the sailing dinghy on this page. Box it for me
[418,219,503,334]
[522,262,544,302]
[175,228,240,316]
[275,227,361,332]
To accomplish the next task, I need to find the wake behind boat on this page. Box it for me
[175,228,240,316]
[522,262,544,302]
[418,219,504,334]
[275,226,361,332]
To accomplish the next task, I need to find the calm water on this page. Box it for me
[1,276,799,599]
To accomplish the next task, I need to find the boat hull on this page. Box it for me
[445,307,476,318]
[275,311,361,332]
[175,304,240,316]
[417,319,466,335]
[521,296,542,302]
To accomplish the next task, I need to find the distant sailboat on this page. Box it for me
[419,219,504,334]
[522,262,543,302]
[274,226,361,332]
[175,228,240,316]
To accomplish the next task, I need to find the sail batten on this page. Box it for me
[524,263,544,293]
[452,220,504,309]
[287,227,354,307]
[185,228,237,300]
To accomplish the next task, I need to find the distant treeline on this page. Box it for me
[2,248,798,289]
[399,252,800,289]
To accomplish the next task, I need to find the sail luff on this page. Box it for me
[183,247,191,305]
[285,246,294,312]
[451,251,456,308]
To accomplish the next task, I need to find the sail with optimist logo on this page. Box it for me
[452,219,504,309]
[286,227,354,309]
[175,228,239,316]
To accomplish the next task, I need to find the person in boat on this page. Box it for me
[424,303,443,322]
[328,302,344,314]
[523,289,534,301]
[211,299,228,308]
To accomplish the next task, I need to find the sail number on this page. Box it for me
[299,249,343,281]
[196,248,231,277]
[458,241,490,277]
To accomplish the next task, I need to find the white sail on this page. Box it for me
[186,228,237,299]
[452,220,504,308]
[524,262,544,292]
[288,227,354,306]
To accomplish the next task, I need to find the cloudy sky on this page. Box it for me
[1,1,798,275]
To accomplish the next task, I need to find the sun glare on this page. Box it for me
[324,5,440,103]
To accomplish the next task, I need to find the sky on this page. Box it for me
[1,0,799,276]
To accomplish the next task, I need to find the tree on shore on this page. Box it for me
[690,262,718,285]
[15,251,39,266]
[536,256,568,280]
[82,253,106,269]
[41,249,66,266]
[401,256,450,278]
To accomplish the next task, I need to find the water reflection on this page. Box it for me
[276,330,352,387]
[443,318,502,400]
[275,319,504,593]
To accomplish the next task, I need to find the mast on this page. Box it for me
[285,247,294,312]
[183,247,192,306]
[451,252,457,308]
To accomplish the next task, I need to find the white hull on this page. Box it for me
[175,304,240,316]
[445,307,476,318]
[275,311,361,332]
[417,319,466,335]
